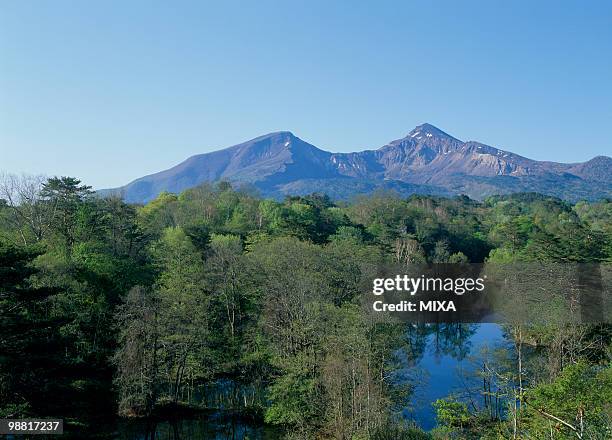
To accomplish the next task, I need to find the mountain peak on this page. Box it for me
[102,125,610,204]
[252,130,295,141]
[407,123,460,141]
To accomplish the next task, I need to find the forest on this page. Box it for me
[0,175,610,439]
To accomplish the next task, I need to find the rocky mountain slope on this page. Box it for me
[103,124,611,203]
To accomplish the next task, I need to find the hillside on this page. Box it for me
[102,124,611,203]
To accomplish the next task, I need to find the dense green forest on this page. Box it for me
[0,175,610,439]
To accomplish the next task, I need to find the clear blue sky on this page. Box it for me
[2,1,611,189]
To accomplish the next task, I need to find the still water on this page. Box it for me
[113,415,282,440]
[400,323,507,430]
[56,324,508,439]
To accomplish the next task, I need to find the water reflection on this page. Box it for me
[115,415,281,440]
[398,323,506,430]
[55,325,506,438]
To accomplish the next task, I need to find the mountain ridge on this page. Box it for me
[102,124,611,203]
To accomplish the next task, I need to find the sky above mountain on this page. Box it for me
[2,0,612,189]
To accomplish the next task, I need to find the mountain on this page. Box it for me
[102,124,611,203]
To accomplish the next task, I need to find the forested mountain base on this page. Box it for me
[1,175,610,439]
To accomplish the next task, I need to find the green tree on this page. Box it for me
[152,227,213,403]
[0,243,59,417]
[39,176,93,254]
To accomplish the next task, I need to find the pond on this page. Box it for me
[49,324,509,439]
[113,415,282,440]
[399,323,508,430]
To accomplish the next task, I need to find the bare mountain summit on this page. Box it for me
[103,124,611,203]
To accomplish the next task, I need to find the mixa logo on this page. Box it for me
[420,300,456,312]
[372,300,456,312]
